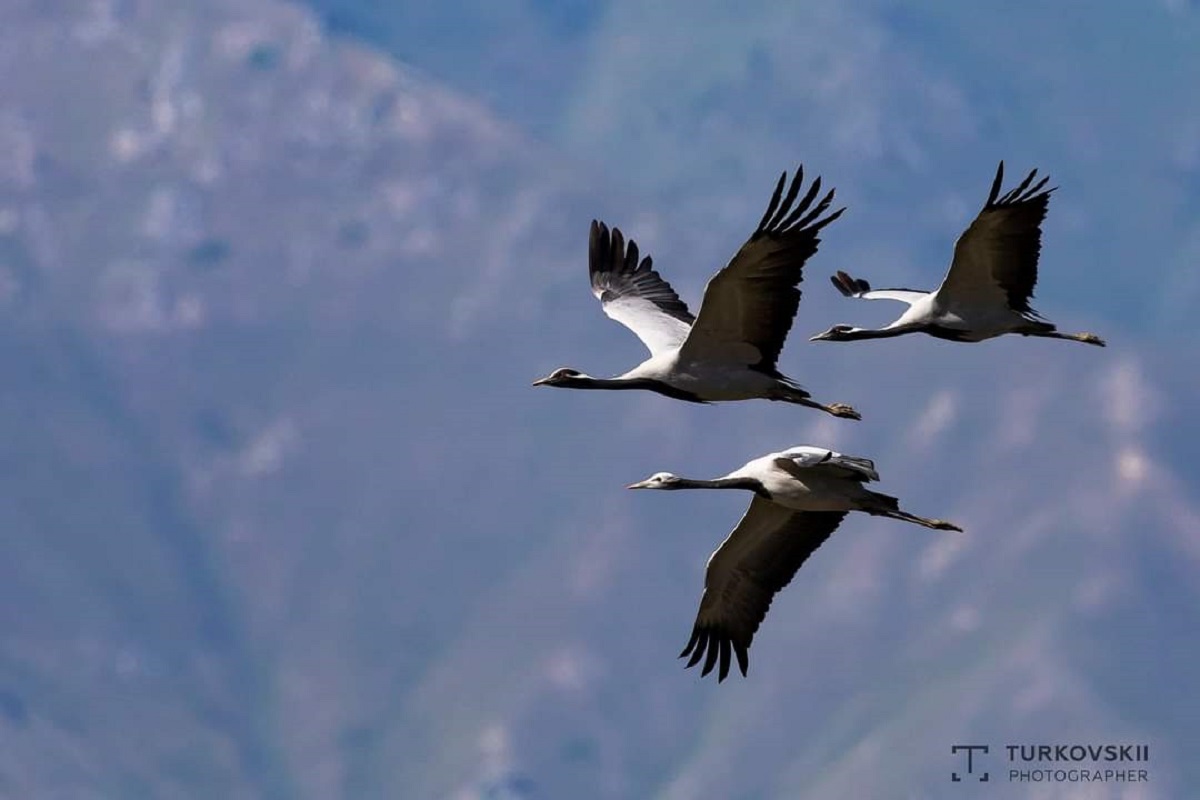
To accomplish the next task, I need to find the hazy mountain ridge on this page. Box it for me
[0,2,1196,799]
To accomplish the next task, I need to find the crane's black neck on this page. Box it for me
[843,324,970,342]
[561,375,708,404]
[840,326,911,341]
[673,477,769,496]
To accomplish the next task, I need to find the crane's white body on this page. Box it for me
[628,444,960,682]
[620,351,787,401]
[723,447,884,512]
[880,290,1035,342]
[533,168,862,417]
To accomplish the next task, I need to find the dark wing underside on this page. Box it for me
[589,220,695,355]
[939,161,1055,314]
[681,167,845,371]
[679,498,847,682]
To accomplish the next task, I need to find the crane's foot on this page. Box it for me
[826,403,862,421]
[1074,332,1106,347]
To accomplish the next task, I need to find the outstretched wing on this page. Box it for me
[589,221,695,355]
[680,167,845,371]
[830,270,928,306]
[679,498,847,682]
[936,161,1055,314]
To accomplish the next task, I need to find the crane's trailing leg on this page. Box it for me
[1024,329,1107,347]
[863,490,962,531]
[1071,332,1106,346]
[790,396,862,421]
[769,383,862,420]
[876,510,963,532]
[1022,326,1104,347]
[821,402,863,420]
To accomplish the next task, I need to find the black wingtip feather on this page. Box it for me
[812,204,847,233]
[799,195,844,234]
[701,636,720,677]
[753,165,843,238]
[609,227,624,272]
[1027,175,1051,197]
[686,631,708,668]
[681,627,748,682]
[624,237,640,273]
[986,161,1005,206]
[830,270,870,297]
[766,169,806,232]
[984,162,1056,210]
[679,629,699,659]
[755,172,788,234]
[999,169,1038,204]
[774,173,818,231]
[784,180,826,230]
[734,642,749,677]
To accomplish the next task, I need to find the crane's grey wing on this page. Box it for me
[679,498,847,682]
[936,161,1055,314]
[589,221,694,356]
[830,270,928,305]
[680,167,845,371]
[774,447,879,483]
[774,445,837,469]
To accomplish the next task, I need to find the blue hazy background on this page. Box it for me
[1,1,1198,798]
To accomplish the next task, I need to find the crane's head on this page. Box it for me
[626,472,683,490]
[809,324,858,342]
[531,367,586,387]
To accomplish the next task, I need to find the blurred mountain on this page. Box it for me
[0,2,1196,799]
[296,0,1200,338]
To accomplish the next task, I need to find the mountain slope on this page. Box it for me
[0,2,1195,799]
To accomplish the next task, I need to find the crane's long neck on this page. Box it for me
[563,375,708,403]
[563,375,647,390]
[843,325,915,340]
[674,477,765,492]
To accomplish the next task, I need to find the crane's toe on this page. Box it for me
[1078,332,1106,347]
[827,403,862,421]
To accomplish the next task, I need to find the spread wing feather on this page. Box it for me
[937,161,1055,314]
[679,499,847,682]
[589,220,695,355]
[681,167,845,371]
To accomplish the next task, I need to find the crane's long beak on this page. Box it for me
[809,330,830,342]
[531,376,550,386]
[626,480,652,490]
